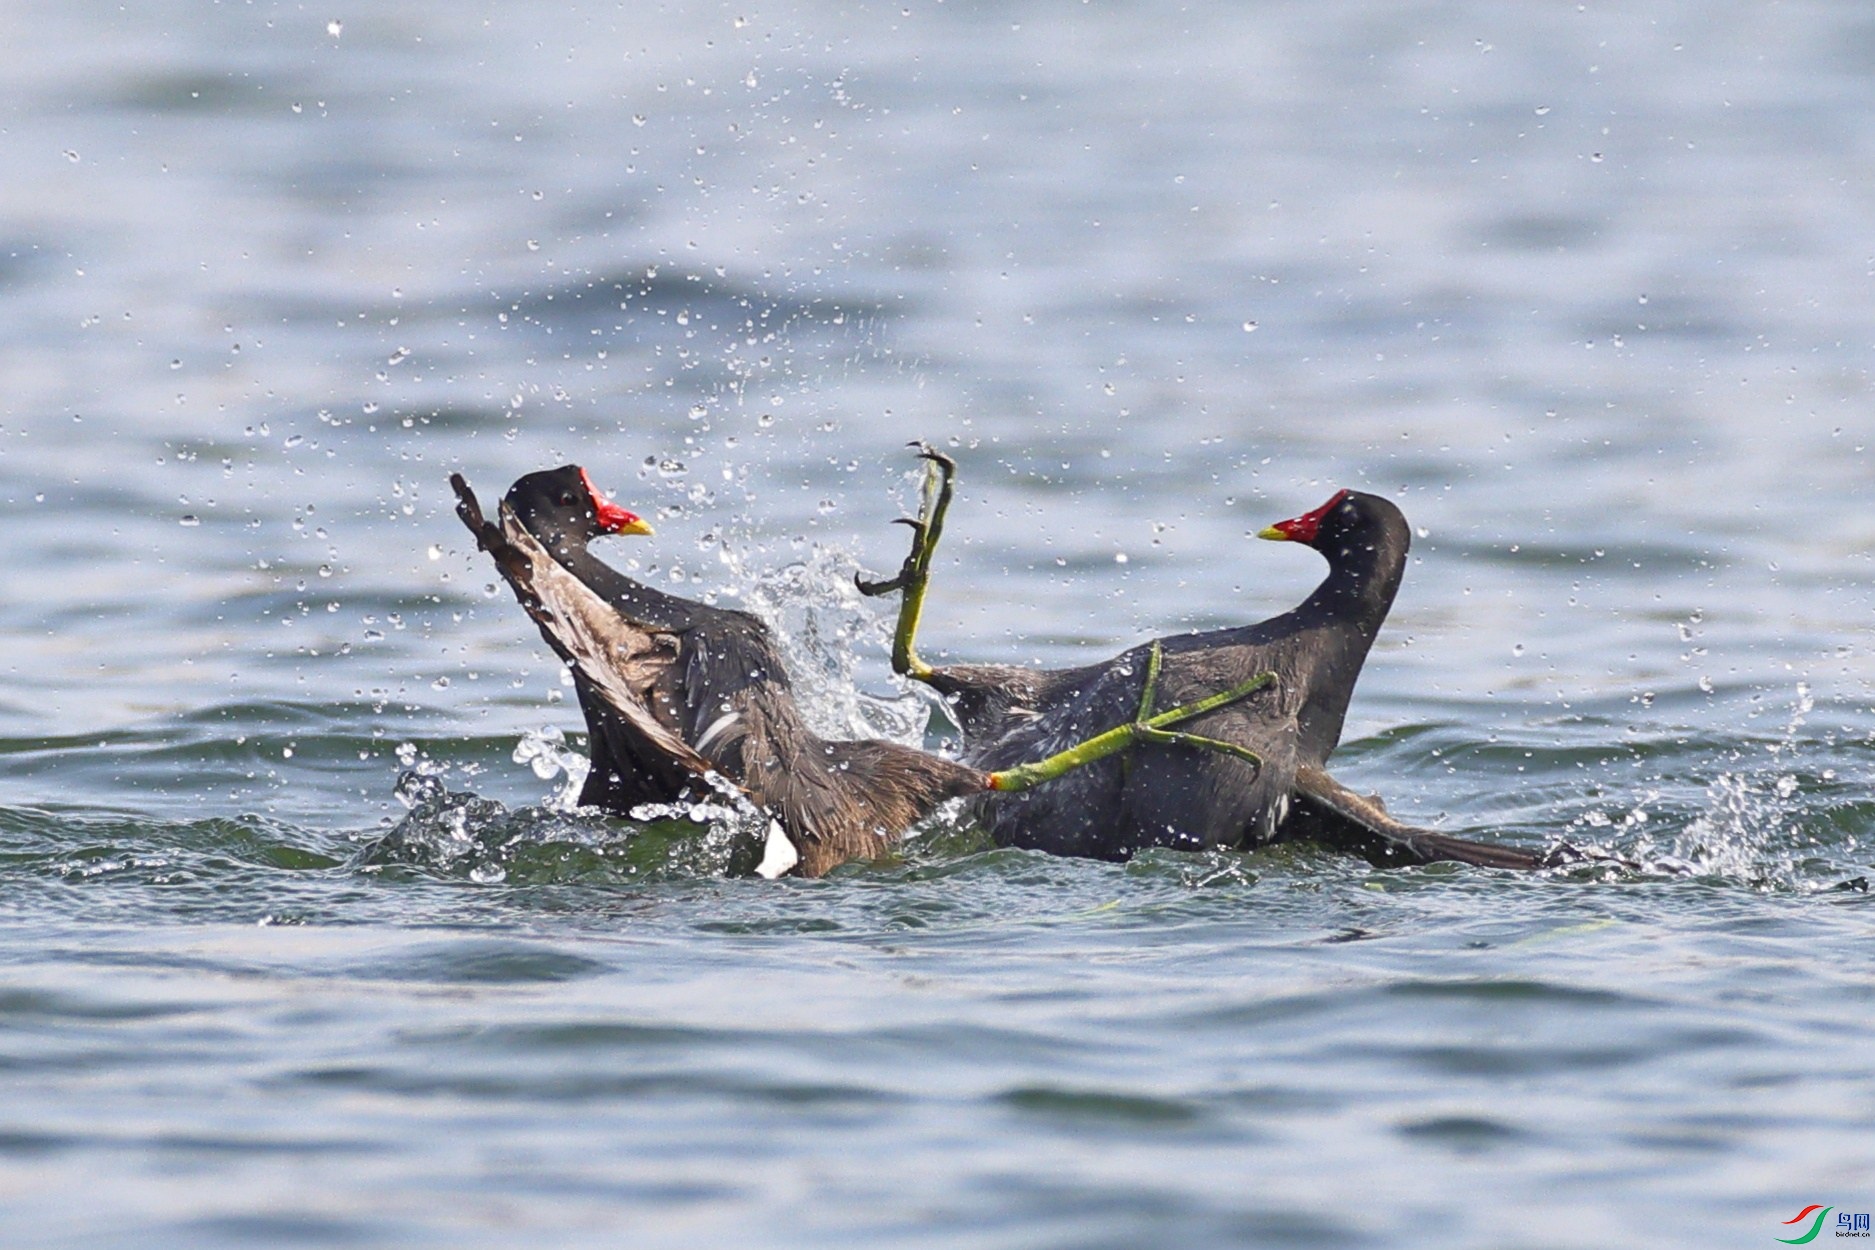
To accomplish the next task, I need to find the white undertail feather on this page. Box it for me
[755,819,799,878]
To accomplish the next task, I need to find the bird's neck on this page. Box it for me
[1287,538,1405,763]
[535,530,711,636]
[1296,538,1403,640]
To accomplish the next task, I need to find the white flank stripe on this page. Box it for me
[696,710,741,753]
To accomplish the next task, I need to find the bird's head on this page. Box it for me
[1257,489,1409,560]
[503,464,653,551]
[1257,489,1355,548]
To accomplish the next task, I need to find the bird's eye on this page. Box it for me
[558,492,577,507]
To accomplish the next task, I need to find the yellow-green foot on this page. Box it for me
[855,443,956,681]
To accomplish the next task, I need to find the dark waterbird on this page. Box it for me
[450,466,1272,877]
[857,447,1559,869]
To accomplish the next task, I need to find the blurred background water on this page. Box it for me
[2,2,1872,1246]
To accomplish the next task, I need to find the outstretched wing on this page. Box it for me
[451,472,726,792]
[494,501,723,784]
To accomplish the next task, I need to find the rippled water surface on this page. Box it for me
[4,2,1874,1246]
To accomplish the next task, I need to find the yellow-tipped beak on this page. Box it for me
[1256,525,1290,541]
[617,517,654,538]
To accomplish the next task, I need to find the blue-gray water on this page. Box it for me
[4,3,1873,1246]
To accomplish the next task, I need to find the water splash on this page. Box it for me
[512,725,590,811]
[1660,683,1838,887]
[367,768,768,882]
[719,543,929,745]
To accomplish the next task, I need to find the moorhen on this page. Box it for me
[858,448,1553,869]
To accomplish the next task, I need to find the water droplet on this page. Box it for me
[1512,643,1525,657]
[1241,321,1258,333]
[432,676,451,690]
[179,515,200,526]
[326,19,342,37]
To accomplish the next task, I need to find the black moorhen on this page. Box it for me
[451,466,1272,877]
[858,449,1553,869]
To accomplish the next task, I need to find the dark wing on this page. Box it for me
[453,472,538,614]
[495,501,724,783]
[967,648,1295,859]
[1112,646,1300,854]
[919,661,1065,748]
[1285,766,1552,870]
[454,472,726,792]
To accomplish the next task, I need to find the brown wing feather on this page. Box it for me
[492,503,727,787]
[452,472,730,792]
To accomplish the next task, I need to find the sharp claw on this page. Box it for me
[855,573,904,596]
[916,448,958,473]
[891,517,928,539]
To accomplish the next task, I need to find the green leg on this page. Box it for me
[855,443,956,682]
[988,642,1275,792]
